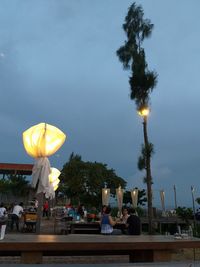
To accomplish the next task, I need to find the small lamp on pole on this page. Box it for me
[137,107,150,117]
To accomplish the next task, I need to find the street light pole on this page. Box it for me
[191,186,196,236]
[138,107,153,234]
[173,185,177,210]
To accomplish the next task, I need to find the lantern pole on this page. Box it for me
[36,192,44,234]
[173,185,177,210]
[160,190,165,213]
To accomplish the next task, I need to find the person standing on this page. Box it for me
[10,202,24,231]
[43,200,49,217]
[126,208,141,235]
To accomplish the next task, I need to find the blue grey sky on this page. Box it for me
[0,0,200,209]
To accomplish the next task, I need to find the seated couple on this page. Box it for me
[100,206,141,235]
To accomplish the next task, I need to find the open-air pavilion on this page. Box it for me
[0,163,33,177]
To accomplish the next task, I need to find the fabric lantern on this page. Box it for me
[131,188,138,208]
[116,185,124,213]
[160,190,165,211]
[22,122,66,196]
[23,122,66,158]
[49,167,60,191]
[102,187,110,206]
[45,167,61,199]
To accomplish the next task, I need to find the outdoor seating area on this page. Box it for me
[1,0,200,266]
[50,208,190,236]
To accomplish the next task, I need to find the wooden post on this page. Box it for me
[21,252,43,264]
[36,192,44,234]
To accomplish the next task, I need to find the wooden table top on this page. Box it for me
[1,234,200,247]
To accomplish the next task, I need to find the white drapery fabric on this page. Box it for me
[32,158,57,199]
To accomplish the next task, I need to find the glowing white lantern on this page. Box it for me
[23,123,66,158]
[131,188,138,208]
[102,187,110,206]
[22,122,66,196]
[160,190,165,211]
[49,167,60,191]
[116,185,124,212]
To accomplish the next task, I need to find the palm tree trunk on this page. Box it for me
[143,116,153,234]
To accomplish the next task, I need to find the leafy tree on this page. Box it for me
[196,197,200,205]
[0,178,10,201]
[7,174,30,197]
[176,206,193,226]
[0,174,30,202]
[59,153,126,208]
[116,2,157,233]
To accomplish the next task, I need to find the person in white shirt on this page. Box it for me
[0,203,6,218]
[11,202,24,231]
[0,203,7,240]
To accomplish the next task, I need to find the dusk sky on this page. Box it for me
[0,0,200,209]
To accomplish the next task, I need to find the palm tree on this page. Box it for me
[116,2,157,234]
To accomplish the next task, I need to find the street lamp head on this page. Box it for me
[137,106,150,117]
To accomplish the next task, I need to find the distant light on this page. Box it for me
[0,53,5,58]
[138,107,150,117]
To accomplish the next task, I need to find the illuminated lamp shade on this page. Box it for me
[131,188,138,208]
[49,167,60,191]
[160,190,165,211]
[116,185,124,212]
[102,188,110,206]
[23,123,66,158]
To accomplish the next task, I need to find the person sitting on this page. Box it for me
[126,208,141,235]
[100,206,121,235]
[121,207,129,224]
[120,207,130,234]
[77,204,85,219]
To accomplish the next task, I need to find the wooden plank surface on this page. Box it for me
[0,234,200,251]
[1,234,200,264]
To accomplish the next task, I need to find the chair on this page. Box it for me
[60,216,73,235]
[53,207,65,234]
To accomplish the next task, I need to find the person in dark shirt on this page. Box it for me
[126,208,141,235]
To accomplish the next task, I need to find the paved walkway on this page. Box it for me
[0,262,199,267]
